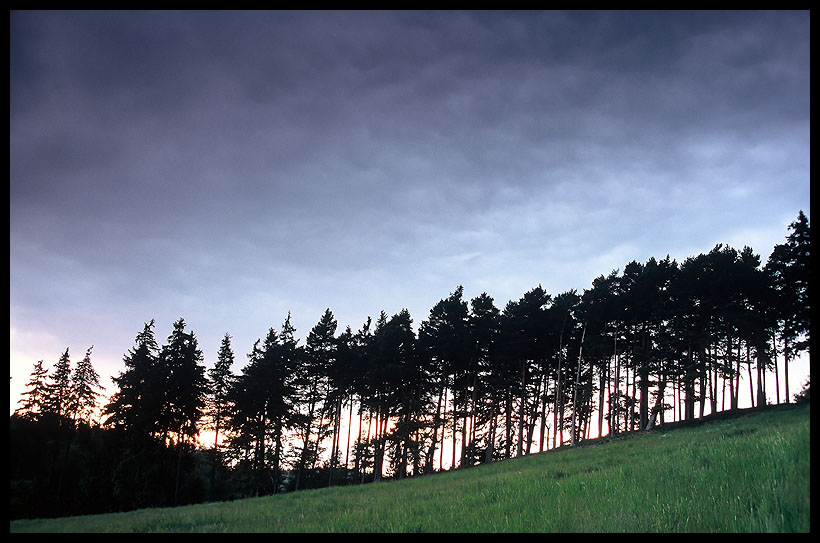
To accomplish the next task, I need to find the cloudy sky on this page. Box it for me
[10,11,810,413]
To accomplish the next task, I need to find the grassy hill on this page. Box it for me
[10,402,810,533]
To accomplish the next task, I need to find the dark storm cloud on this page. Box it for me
[10,11,810,406]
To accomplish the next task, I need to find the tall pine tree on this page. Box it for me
[14,359,50,420]
[71,346,104,425]
[46,348,73,421]
[104,320,163,437]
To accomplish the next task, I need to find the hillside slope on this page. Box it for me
[10,402,810,533]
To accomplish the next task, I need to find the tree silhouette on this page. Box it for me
[206,333,236,499]
[417,287,471,469]
[156,319,207,505]
[105,320,162,437]
[228,316,300,496]
[158,318,207,447]
[15,359,50,421]
[765,210,811,402]
[467,292,502,464]
[295,310,335,490]
[45,348,72,421]
[9,210,810,518]
[71,346,104,425]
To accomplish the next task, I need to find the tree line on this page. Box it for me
[10,211,810,519]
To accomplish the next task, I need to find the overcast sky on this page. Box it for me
[10,11,810,413]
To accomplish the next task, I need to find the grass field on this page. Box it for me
[9,402,810,533]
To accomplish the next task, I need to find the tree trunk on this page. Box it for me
[272,420,282,494]
[639,367,649,431]
[756,340,768,408]
[485,403,497,464]
[554,359,562,447]
[746,345,755,409]
[784,341,790,404]
[684,347,696,421]
[638,327,649,431]
[209,414,220,502]
[398,410,408,480]
[571,323,586,446]
[462,376,473,467]
[345,396,354,474]
[174,437,183,507]
[597,359,606,440]
[555,318,566,447]
[525,371,542,455]
[466,373,478,465]
[517,360,526,457]
[645,378,666,430]
[361,410,372,484]
[773,332,780,404]
[311,399,330,472]
[632,361,637,430]
[329,394,343,487]
[440,386,447,471]
[606,354,617,435]
[708,342,717,414]
[295,388,318,491]
[452,390,458,469]
[539,375,549,453]
[727,337,735,411]
[505,390,512,459]
[675,375,681,421]
[373,409,383,482]
[734,342,741,410]
[426,383,444,474]
[613,338,621,435]
[353,405,363,484]
[374,407,389,482]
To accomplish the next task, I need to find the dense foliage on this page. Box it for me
[10,211,810,519]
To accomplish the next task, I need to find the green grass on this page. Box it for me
[10,403,810,533]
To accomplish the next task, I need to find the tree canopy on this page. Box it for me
[10,210,811,519]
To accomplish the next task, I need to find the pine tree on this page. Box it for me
[156,318,207,506]
[765,210,811,403]
[14,359,50,420]
[208,333,236,450]
[104,320,163,437]
[46,348,73,421]
[467,293,502,464]
[264,316,301,494]
[417,287,471,470]
[227,314,301,496]
[295,309,336,489]
[71,346,104,425]
[206,333,235,500]
[159,318,207,446]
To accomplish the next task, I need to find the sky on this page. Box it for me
[10,10,810,415]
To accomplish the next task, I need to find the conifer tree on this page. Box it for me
[105,320,162,437]
[208,333,236,450]
[765,210,811,402]
[159,318,207,446]
[206,333,235,499]
[157,318,207,506]
[71,346,104,424]
[295,309,336,489]
[417,287,470,469]
[14,359,50,420]
[46,348,73,421]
